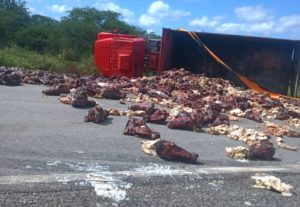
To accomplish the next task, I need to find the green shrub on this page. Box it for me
[0,46,98,74]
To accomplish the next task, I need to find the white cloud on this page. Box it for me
[234,5,273,22]
[215,21,276,35]
[139,14,157,27]
[276,15,300,33]
[138,1,190,27]
[189,16,220,28]
[215,22,243,33]
[189,5,300,38]
[93,1,134,23]
[168,10,190,20]
[148,1,169,15]
[47,4,70,13]
[247,21,275,34]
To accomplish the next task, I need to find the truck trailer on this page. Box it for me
[94,28,300,97]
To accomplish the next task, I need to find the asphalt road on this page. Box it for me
[0,84,300,207]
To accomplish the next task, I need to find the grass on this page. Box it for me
[0,46,98,74]
[287,85,300,98]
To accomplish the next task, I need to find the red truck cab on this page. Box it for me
[94,32,145,78]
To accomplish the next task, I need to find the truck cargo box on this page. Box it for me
[158,28,300,95]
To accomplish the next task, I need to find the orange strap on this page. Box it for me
[177,29,299,101]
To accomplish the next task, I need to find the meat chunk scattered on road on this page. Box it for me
[42,84,70,96]
[123,118,160,140]
[251,174,293,196]
[143,109,168,124]
[129,102,155,114]
[71,87,96,108]
[141,139,198,163]
[264,121,300,137]
[226,141,275,160]
[84,106,109,123]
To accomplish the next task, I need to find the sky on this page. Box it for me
[26,0,300,39]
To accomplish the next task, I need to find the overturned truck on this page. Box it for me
[94,28,300,97]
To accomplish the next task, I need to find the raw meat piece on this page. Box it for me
[101,87,126,100]
[2,71,21,86]
[251,174,293,196]
[123,118,160,140]
[148,89,169,99]
[141,139,161,156]
[107,108,122,116]
[226,146,248,160]
[125,110,146,117]
[42,84,70,95]
[168,106,193,119]
[226,141,275,161]
[227,126,245,141]
[59,95,72,104]
[244,109,263,123]
[129,102,155,114]
[264,121,300,137]
[241,129,270,146]
[248,141,275,160]
[237,99,251,111]
[84,106,109,123]
[288,110,300,119]
[260,99,283,109]
[143,109,168,124]
[213,114,230,126]
[228,115,240,121]
[286,118,300,128]
[275,107,290,120]
[208,124,230,135]
[190,109,208,128]
[71,87,96,108]
[154,140,198,163]
[167,111,194,130]
[226,125,270,146]
[228,108,245,117]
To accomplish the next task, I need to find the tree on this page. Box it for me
[57,19,97,60]
[30,14,58,27]
[0,3,152,62]
[57,7,147,61]
[62,7,146,35]
[0,0,28,15]
[13,14,58,53]
[14,25,51,53]
[0,0,29,47]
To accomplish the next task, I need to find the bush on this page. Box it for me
[0,46,98,74]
